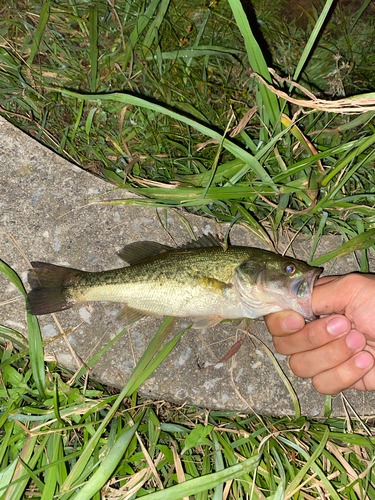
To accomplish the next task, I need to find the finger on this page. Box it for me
[350,363,375,391]
[272,315,351,355]
[289,330,366,378]
[264,310,305,337]
[314,276,339,285]
[311,351,374,395]
[312,274,375,316]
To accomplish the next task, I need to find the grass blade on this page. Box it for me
[72,327,128,383]
[26,0,50,65]
[60,88,275,186]
[131,325,189,391]
[0,326,27,350]
[292,0,335,82]
[0,259,45,397]
[228,0,280,125]
[282,427,340,500]
[144,453,262,500]
[71,412,143,500]
[0,259,26,298]
[123,0,161,69]
[26,307,46,398]
[310,229,375,266]
[142,0,171,58]
[88,5,98,92]
[61,317,177,493]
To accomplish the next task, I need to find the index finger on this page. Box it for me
[312,274,375,316]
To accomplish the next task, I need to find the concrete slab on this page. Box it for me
[1,115,374,416]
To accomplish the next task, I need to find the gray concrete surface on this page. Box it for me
[1,115,374,416]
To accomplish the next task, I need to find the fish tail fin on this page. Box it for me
[27,262,85,315]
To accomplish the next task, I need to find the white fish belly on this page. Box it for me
[82,281,249,319]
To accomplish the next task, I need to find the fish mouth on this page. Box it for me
[291,267,323,320]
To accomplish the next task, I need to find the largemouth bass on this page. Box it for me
[27,235,322,328]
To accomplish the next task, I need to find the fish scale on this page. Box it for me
[27,236,322,328]
[80,247,251,318]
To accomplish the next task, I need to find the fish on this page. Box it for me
[27,235,322,329]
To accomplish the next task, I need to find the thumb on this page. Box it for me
[264,310,305,336]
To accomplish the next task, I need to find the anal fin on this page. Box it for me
[116,305,147,325]
[116,304,163,325]
[192,315,224,329]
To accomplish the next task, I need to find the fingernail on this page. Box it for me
[346,331,364,350]
[281,315,304,332]
[327,316,350,336]
[355,352,373,369]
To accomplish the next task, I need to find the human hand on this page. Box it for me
[264,274,375,394]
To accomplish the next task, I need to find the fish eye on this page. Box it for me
[284,263,296,275]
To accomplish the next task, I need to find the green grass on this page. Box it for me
[1,308,375,499]
[1,259,375,500]
[1,0,375,258]
[1,0,375,497]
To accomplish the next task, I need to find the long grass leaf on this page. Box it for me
[185,9,210,73]
[0,259,45,397]
[130,325,189,391]
[0,460,18,493]
[212,431,224,499]
[123,0,161,69]
[4,434,38,499]
[144,453,262,500]
[146,46,244,61]
[320,133,375,187]
[227,0,280,125]
[26,306,46,398]
[60,89,275,186]
[71,413,143,500]
[0,259,26,297]
[308,211,328,264]
[73,327,128,382]
[41,430,61,500]
[282,428,340,500]
[231,202,274,249]
[142,0,170,57]
[0,326,27,350]
[26,1,50,65]
[88,5,98,92]
[310,229,375,266]
[4,434,50,499]
[61,317,177,493]
[292,0,335,82]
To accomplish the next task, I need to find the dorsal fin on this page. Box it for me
[117,241,173,265]
[179,234,223,250]
[118,234,224,265]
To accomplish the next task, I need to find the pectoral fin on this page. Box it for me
[197,276,232,295]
